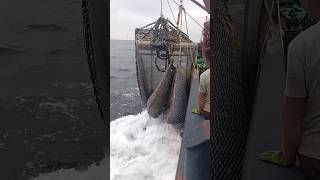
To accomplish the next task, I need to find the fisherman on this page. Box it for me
[260,1,320,179]
[199,47,211,120]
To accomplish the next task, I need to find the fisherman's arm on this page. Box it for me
[199,73,207,112]
[283,96,305,163]
[283,38,307,162]
[260,37,307,166]
[198,92,206,112]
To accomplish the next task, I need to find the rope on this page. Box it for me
[176,8,181,28]
[276,0,286,70]
[185,10,204,29]
[161,0,163,16]
[171,0,204,29]
[171,0,179,6]
[262,0,286,70]
[188,43,197,71]
[166,0,177,24]
[150,44,154,88]
[184,8,189,36]
[178,5,183,65]
[259,0,275,62]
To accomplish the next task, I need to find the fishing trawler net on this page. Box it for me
[135,17,196,127]
[210,1,249,180]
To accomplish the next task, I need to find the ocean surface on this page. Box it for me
[0,0,108,179]
[110,40,142,120]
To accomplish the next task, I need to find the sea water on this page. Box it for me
[33,110,181,180]
[110,111,181,180]
[31,40,181,179]
[110,40,181,179]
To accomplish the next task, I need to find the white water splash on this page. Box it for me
[111,110,181,180]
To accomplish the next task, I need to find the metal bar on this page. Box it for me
[190,0,209,13]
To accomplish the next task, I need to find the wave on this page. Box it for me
[45,48,68,55]
[0,46,26,55]
[71,0,80,4]
[15,93,95,122]
[110,111,181,180]
[118,68,130,72]
[51,82,92,91]
[72,38,83,45]
[25,24,68,31]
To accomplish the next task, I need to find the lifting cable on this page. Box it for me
[178,1,183,65]
[161,0,163,16]
[156,0,199,70]
[171,0,204,29]
[261,0,286,68]
[184,8,189,36]
[166,0,177,25]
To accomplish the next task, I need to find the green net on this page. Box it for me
[280,1,316,31]
[197,57,209,74]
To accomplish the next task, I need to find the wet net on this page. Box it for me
[210,1,249,179]
[136,17,195,128]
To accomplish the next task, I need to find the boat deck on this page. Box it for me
[175,72,210,180]
[242,33,304,180]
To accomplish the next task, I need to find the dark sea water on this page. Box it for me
[0,0,108,179]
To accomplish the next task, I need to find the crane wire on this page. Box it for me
[160,0,198,68]
[171,0,204,29]
[161,0,163,16]
[166,0,177,24]
[185,10,204,29]
[178,4,183,65]
[184,8,189,36]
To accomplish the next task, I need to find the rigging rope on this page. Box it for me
[166,0,177,24]
[179,6,183,65]
[184,8,189,36]
[172,0,179,6]
[161,0,163,16]
[276,0,286,71]
[171,0,204,29]
[185,10,204,29]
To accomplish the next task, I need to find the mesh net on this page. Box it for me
[136,17,195,128]
[147,63,176,118]
[165,66,188,125]
[210,1,249,179]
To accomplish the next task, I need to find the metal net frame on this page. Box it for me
[135,17,192,45]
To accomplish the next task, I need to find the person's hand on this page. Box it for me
[259,150,295,167]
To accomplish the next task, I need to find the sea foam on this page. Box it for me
[111,110,181,180]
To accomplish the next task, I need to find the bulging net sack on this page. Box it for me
[165,66,188,125]
[147,63,176,118]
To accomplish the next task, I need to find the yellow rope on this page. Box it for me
[277,0,286,61]
[261,0,286,62]
[178,5,183,65]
